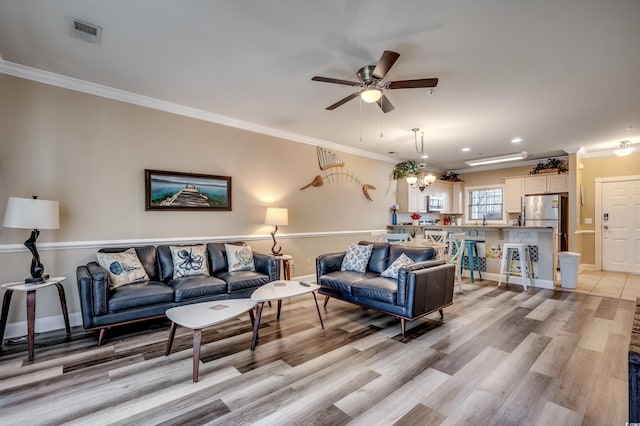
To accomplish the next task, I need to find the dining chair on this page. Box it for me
[424,230,448,245]
[444,232,465,293]
[385,233,409,242]
[370,231,388,242]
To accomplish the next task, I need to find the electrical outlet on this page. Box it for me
[584,218,592,224]
[289,259,295,268]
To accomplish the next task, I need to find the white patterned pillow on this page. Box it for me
[96,248,150,289]
[170,244,210,279]
[340,244,373,273]
[225,244,256,272]
[381,253,415,279]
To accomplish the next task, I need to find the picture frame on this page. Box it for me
[145,169,232,211]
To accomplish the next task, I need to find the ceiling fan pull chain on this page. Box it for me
[359,96,363,142]
[380,97,384,138]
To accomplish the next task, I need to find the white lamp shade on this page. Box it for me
[3,197,59,230]
[265,207,288,226]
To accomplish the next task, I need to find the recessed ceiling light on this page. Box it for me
[461,147,471,152]
[511,137,523,143]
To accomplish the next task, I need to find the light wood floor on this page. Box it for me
[0,279,633,425]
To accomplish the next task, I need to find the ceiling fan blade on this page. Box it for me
[387,78,439,89]
[312,76,361,86]
[326,92,360,110]
[376,94,395,113]
[372,50,400,79]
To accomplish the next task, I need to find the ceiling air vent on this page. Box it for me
[70,18,102,45]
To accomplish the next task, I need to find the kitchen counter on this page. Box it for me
[388,224,554,230]
[387,224,558,289]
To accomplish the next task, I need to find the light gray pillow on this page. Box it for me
[340,244,373,273]
[381,253,415,279]
[225,244,256,272]
[96,248,149,289]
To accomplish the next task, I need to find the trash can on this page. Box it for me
[558,252,580,288]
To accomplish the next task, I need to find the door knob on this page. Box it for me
[603,225,609,230]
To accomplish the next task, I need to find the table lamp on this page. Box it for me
[3,196,60,283]
[265,207,288,256]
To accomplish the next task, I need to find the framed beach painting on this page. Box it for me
[145,169,232,211]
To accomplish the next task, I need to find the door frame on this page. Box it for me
[594,175,640,271]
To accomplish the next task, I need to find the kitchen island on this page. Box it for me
[387,224,558,289]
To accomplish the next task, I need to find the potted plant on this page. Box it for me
[392,161,420,180]
[410,212,421,226]
[441,171,462,182]
[530,158,568,174]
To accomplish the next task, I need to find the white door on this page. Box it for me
[602,179,640,273]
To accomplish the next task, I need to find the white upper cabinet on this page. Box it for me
[504,177,525,213]
[524,174,568,194]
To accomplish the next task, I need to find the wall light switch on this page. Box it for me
[584,218,592,224]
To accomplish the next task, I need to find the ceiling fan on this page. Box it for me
[311,50,438,113]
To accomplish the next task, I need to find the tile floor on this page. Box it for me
[559,270,640,301]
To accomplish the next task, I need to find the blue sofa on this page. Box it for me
[77,242,279,345]
[316,241,455,335]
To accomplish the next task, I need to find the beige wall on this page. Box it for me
[578,152,640,264]
[0,74,396,324]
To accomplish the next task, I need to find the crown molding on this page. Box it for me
[0,59,397,164]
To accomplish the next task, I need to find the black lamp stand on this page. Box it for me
[270,225,283,256]
[24,228,48,283]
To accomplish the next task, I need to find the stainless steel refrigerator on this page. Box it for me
[522,194,568,252]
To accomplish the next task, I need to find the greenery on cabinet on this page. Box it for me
[441,171,462,182]
[529,158,568,174]
[392,161,420,179]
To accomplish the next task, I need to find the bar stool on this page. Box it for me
[461,240,482,282]
[498,243,535,290]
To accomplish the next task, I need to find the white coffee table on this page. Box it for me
[165,299,256,382]
[250,280,324,351]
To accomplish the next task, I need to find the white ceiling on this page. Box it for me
[1,0,639,171]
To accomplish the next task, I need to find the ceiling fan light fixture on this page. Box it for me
[615,140,634,157]
[360,88,382,103]
[465,152,528,166]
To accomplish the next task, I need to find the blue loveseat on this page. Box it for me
[316,241,455,335]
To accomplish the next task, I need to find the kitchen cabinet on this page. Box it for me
[408,186,427,212]
[428,180,452,213]
[449,182,464,215]
[524,174,568,194]
[504,177,525,213]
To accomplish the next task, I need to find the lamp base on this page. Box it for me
[271,252,283,257]
[25,274,48,284]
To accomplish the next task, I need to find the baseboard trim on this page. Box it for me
[2,312,84,340]
[579,263,598,272]
[462,271,555,290]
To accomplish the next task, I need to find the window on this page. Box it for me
[468,187,503,221]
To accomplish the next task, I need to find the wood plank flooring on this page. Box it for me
[0,279,633,425]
